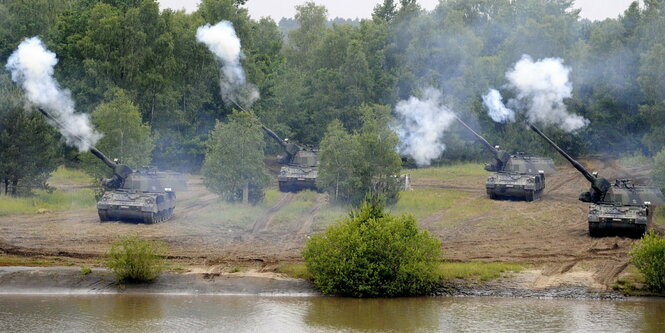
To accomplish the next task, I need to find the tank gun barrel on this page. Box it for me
[225,99,300,158]
[261,125,287,149]
[454,116,499,155]
[261,125,300,158]
[36,108,117,169]
[526,121,595,183]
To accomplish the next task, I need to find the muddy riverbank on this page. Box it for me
[0,267,316,295]
[0,266,634,299]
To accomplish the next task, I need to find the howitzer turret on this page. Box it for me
[454,116,555,201]
[527,121,610,202]
[454,116,511,172]
[528,121,665,237]
[261,124,319,192]
[36,108,176,224]
[261,125,300,162]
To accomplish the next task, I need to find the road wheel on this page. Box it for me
[143,212,155,224]
[98,210,109,222]
[525,191,534,202]
[588,223,602,237]
[631,225,647,239]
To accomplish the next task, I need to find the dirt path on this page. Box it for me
[252,192,295,233]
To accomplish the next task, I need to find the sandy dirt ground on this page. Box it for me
[0,157,660,290]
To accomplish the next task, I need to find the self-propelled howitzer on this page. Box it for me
[528,121,665,237]
[36,108,175,224]
[261,125,319,192]
[455,116,556,201]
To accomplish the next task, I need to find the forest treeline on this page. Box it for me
[2,0,665,193]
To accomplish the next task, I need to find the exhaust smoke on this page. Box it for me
[395,88,456,167]
[196,21,259,108]
[484,55,588,132]
[5,37,101,151]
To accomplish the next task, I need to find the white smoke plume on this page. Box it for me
[485,55,589,132]
[5,37,101,151]
[482,88,514,123]
[396,88,456,166]
[196,21,259,108]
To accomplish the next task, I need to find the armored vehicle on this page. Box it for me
[455,117,556,201]
[528,121,665,237]
[261,125,319,192]
[37,109,176,224]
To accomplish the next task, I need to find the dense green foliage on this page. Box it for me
[80,89,154,179]
[202,110,270,203]
[302,199,442,297]
[2,0,665,193]
[106,234,166,283]
[0,74,60,195]
[630,231,665,292]
[318,105,402,204]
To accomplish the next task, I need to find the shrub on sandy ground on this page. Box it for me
[302,199,442,297]
[630,231,665,292]
[107,235,166,283]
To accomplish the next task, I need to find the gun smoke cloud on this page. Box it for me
[396,88,456,167]
[5,37,101,151]
[196,21,259,108]
[483,55,588,132]
[483,89,514,123]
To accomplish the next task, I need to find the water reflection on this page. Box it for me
[0,294,663,332]
[304,297,440,331]
[110,295,163,321]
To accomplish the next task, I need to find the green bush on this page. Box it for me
[302,200,442,297]
[106,235,167,283]
[80,266,92,276]
[630,231,665,292]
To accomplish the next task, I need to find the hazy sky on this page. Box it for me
[157,0,638,21]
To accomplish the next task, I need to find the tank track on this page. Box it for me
[97,208,174,224]
[142,208,174,224]
[588,222,646,238]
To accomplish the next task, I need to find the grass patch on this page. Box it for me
[654,206,665,228]
[407,163,487,181]
[0,254,73,267]
[0,189,96,216]
[613,265,645,294]
[277,263,311,279]
[619,152,653,168]
[48,166,94,185]
[437,262,526,281]
[389,188,466,220]
[311,204,348,230]
[194,200,266,230]
[312,188,470,230]
[263,189,281,206]
[271,193,317,227]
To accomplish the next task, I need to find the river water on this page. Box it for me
[0,294,663,332]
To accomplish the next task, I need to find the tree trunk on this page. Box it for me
[3,179,8,196]
[11,179,18,196]
[243,181,249,204]
[335,174,339,201]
